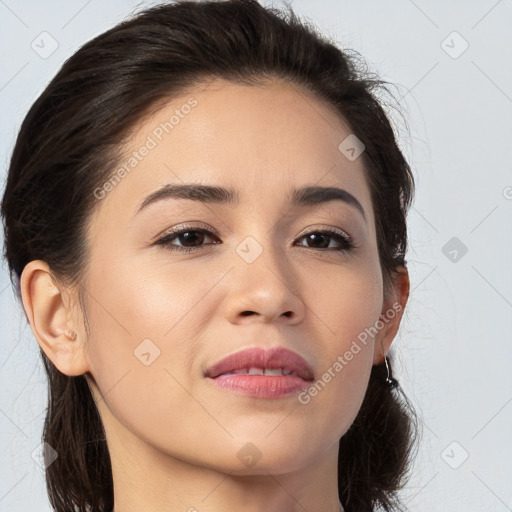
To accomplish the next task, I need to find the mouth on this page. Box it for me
[204,346,314,399]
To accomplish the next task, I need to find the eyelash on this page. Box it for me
[154,223,358,254]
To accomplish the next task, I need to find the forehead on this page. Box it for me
[90,78,373,225]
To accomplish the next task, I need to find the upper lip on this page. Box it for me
[204,346,314,381]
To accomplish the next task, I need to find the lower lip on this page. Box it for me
[207,374,311,398]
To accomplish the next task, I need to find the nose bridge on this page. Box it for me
[224,222,305,323]
[236,231,287,281]
[233,205,289,278]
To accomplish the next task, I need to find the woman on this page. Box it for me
[1,1,419,511]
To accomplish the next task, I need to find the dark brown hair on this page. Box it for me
[1,1,419,511]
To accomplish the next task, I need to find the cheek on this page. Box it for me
[84,254,212,347]
[293,260,382,437]
[82,257,217,402]
[81,264,202,451]
[306,257,383,350]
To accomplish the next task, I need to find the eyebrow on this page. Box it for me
[135,183,366,221]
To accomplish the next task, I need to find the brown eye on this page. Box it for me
[155,226,220,253]
[296,229,355,251]
[154,225,356,254]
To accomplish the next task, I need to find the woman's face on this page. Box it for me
[79,79,399,475]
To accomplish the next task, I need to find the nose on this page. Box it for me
[221,238,306,325]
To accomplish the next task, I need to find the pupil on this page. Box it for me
[309,233,328,248]
[182,231,203,246]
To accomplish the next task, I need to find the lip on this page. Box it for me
[204,346,314,399]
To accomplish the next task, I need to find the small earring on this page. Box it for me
[384,355,399,389]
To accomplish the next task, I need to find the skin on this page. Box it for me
[20,78,409,512]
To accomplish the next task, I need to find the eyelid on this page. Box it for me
[156,222,352,240]
[296,224,350,239]
[154,221,219,242]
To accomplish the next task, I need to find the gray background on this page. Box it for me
[1,1,511,511]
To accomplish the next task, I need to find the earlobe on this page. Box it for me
[20,260,90,376]
[372,266,410,366]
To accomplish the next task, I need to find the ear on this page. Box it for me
[372,265,410,366]
[20,260,90,376]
